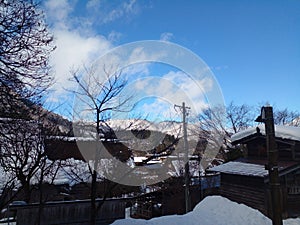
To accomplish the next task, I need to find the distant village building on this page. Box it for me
[208,125,300,219]
[45,136,132,162]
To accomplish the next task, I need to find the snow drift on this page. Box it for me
[112,196,300,225]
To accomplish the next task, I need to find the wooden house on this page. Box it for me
[208,125,300,218]
[44,136,132,162]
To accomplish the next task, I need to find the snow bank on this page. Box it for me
[284,218,300,225]
[112,196,300,225]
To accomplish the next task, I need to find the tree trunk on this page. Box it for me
[22,181,31,203]
[37,165,45,225]
[90,169,97,225]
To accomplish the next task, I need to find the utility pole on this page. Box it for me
[175,102,191,213]
[256,106,283,225]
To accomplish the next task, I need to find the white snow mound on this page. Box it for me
[112,195,300,225]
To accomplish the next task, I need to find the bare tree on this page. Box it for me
[198,102,255,164]
[0,165,18,211]
[0,118,61,204]
[0,118,44,202]
[273,108,300,126]
[198,106,228,166]
[71,65,130,225]
[226,102,255,133]
[0,0,55,100]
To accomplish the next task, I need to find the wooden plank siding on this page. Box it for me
[10,198,127,225]
[217,174,298,219]
[294,142,300,160]
[287,194,300,217]
[217,173,267,215]
[219,181,267,215]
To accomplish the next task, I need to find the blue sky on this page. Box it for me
[43,0,300,118]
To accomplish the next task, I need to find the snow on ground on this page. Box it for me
[284,218,300,225]
[112,196,300,225]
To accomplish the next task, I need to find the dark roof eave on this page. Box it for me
[232,133,297,146]
[264,163,300,183]
[231,133,263,145]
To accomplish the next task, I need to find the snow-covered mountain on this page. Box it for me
[98,119,200,139]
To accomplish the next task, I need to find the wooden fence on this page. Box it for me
[9,198,128,225]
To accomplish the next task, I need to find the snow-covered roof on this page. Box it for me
[207,160,300,178]
[46,136,119,142]
[231,125,300,144]
[207,161,269,177]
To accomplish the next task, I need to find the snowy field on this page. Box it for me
[112,196,300,225]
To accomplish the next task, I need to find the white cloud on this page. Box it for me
[160,32,174,42]
[161,71,211,112]
[106,0,139,23]
[87,0,140,24]
[86,0,101,10]
[122,63,150,78]
[44,0,74,29]
[127,46,167,65]
[44,0,114,104]
[108,31,123,43]
[139,98,179,122]
[50,30,112,95]
[134,78,148,90]
[130,71,212,120]
[43,0,147,104]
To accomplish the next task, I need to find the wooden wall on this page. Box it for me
[219,174,267,215]
[10,198,127,225]
[244,137,300,161]
[219,173,300,219]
